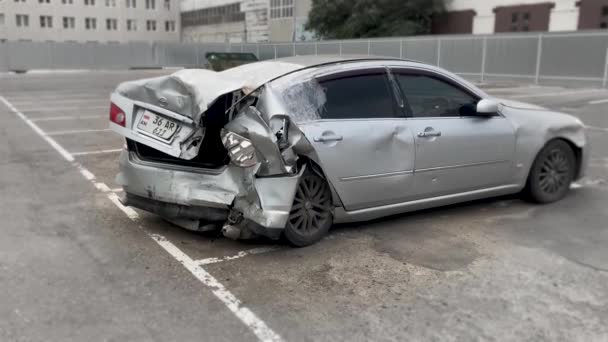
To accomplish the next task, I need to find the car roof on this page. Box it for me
[273,55,425,68]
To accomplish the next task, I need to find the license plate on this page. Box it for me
[137,110,180,141]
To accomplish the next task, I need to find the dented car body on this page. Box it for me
[109,56,589,246]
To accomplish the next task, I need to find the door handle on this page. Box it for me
[314,135,343,143]
[418,131,442,138]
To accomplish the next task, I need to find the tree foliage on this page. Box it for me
[305,0,447,39]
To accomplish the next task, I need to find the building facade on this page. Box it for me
[0,0,180,42]
[181,0,270,43]
[434,0,608,35]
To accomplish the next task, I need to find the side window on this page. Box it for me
[319,73,397,119]
[396,74,478,118]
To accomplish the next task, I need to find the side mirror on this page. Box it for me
[476,99,499,115]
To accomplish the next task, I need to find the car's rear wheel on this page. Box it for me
[525,140,576,203]
[284,167,333,247]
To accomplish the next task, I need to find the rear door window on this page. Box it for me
[395,73,478,118]
[318,72,398,119]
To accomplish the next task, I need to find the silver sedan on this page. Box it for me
[109,56,589,246]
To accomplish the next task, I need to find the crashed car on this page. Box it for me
[109,56,589,246]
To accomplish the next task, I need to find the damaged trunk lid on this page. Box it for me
[109,62,303,160]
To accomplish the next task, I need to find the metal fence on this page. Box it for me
[2,30,608,86]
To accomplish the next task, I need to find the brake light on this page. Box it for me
[110,103,126,127]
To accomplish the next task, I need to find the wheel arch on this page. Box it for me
[296,155,346,210]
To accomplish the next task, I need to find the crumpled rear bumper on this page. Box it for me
[115,150,301,233]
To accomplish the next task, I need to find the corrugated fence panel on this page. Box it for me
[370,40,401,58]
[317,42,340,55]
[402,39,438,65]
[7,41,52,70]
[341,41,369,55]
[163,43,198,67]
[0,43,8,72]
[439,38,484,75]
[258,44,275,60]
[485,36,538,78]
[129,42,157,68]
[540,34,608,80]
[275,44,294,58]
[295,43,316,56]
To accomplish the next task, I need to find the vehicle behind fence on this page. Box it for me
[2,30,608,86]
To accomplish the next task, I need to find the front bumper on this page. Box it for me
[115,150,301,232]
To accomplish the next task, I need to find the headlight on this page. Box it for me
[221,129,258,168]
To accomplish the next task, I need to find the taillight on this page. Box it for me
[110,102,126,127]
[221,129,258,168]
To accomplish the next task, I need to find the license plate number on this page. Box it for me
[137,111,180,141]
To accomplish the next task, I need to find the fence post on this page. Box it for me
[293,43,296,57]
[339,42,342,56]
[367,40,371,55]
[480,37,487,83]
[534,34,543,85]
[274,45,277,59]
[399,40,403,59]
[315,42,318,55]
[256,44,260,59]
[603,48,608,88]
[436,38,441,66]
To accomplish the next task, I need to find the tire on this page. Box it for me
[524,140,576,204]
[284,166,333,247]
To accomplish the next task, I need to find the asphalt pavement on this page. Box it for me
[1,71,607,342]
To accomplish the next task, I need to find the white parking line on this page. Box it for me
[510,89,607,99]
[195,247,281,266]
[46,128,112,136]
[30,115,105,122]
[20,105,107,112]
[589,99,608,105]
[0,95,284,342]
[585,125,608,133]
[71,149,124,156]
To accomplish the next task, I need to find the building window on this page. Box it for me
[16,14,29,27]
[126,19,137,31]
[105,0,115,6]
[85,17,96,29]
[145,0,155,9]
[0,14,4,26]
[270,0,293,19]
[126,0,136,8]
[40,15,53,28]
[146,19,156,31]
[38,0,50,3]
[180,3,244,27]
[163,0,169,9]
[84,0,94,5]
[63,16,75,29]
[106,18,117,30]
[62,0,73,3]
[14,0,27,2]
[601,6,608,29]
[165,20,175,31]
[510,11,530,31]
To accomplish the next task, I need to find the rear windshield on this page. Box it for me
[205,52,259,71]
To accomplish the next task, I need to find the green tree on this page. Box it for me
[305,0,447,39]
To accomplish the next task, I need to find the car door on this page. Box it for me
[391,69,516,198]
[296,68,416,211]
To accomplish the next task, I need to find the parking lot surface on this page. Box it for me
[1,71,607,341]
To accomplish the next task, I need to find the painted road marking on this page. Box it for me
[71,149,124,156]
[195,247,281,266]
[46,128,112,136]
[585,125,608,133]
[111,188,123,193]
[19,105,107,112]
[588,99,608,105]
[0,95,284,342]
[31,115,105,122]
[510,89,607,99]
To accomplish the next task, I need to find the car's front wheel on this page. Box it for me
[284,166,333,247]
[525,140,576,203]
